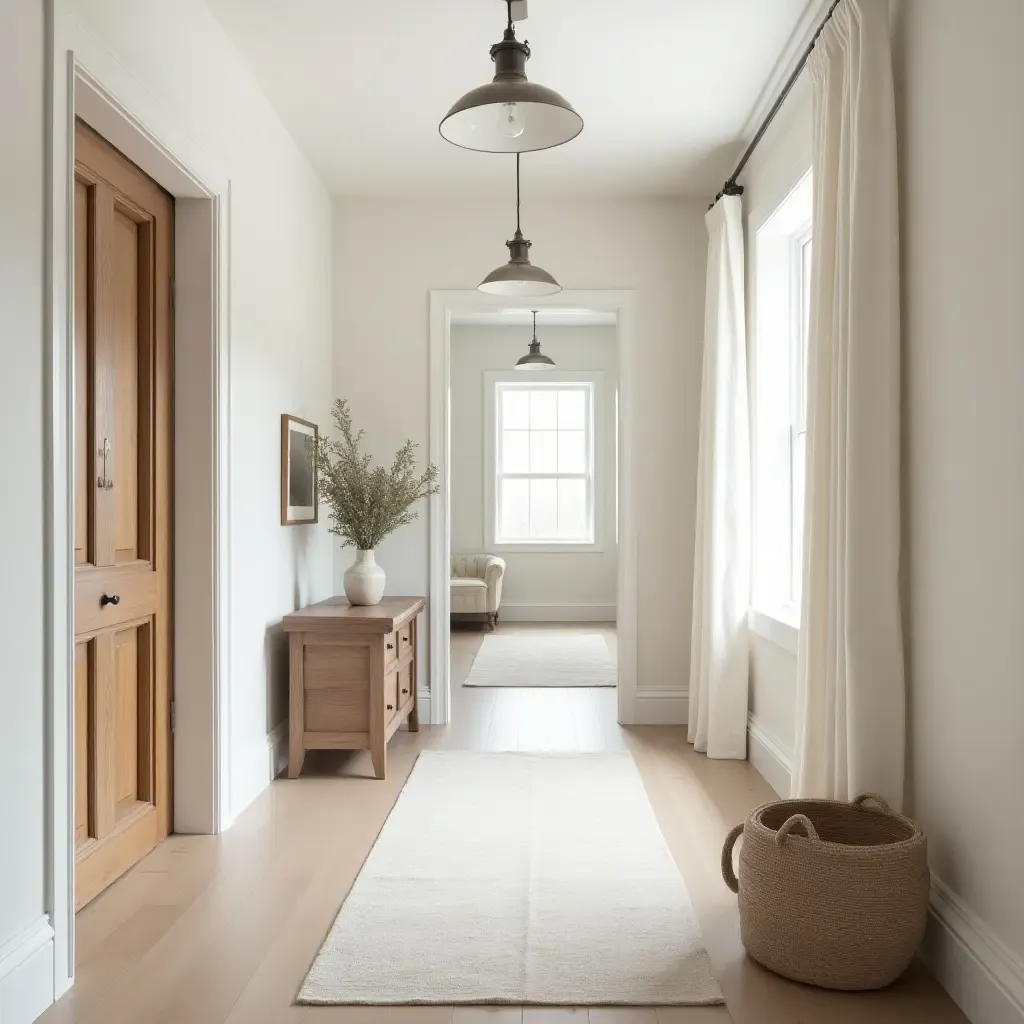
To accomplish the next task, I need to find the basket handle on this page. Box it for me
[852,793,895,814]
[721,823,743,893]
[776,813,821,845]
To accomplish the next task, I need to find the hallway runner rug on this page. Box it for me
[462,632,617,687]
[298,750,723,1006]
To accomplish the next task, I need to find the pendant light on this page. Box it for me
[515,310,556,370]
[439,0,583,154]
[479,154,561,296]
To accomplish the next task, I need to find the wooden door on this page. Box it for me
[73,122,173,909]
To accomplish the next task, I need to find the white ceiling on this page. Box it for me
[207,0,812,198]
[451,308,617,327]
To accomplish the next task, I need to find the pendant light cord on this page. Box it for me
[506,0,513,31]
[516,153,522,234]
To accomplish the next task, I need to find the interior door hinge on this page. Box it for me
[170,701,176,734]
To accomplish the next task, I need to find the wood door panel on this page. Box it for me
[74,120,173,909]
[113,625,140,805]
[112,208,140,564]
[75,180,92,568]
[75,641,91,848]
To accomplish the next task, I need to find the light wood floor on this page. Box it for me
[41,623,967,1024]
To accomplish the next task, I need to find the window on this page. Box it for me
[753,171,812,631]
[485,373,604,551]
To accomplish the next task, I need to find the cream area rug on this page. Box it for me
[298,751,723,1006]
[463,632,616,687]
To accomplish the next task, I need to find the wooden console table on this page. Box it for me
[282,596,424,780]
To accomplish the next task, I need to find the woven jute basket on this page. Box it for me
[721,793,930,990]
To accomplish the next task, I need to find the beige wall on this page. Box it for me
[333,198,707,702]
[892,0,1024,976]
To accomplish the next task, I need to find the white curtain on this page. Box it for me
[688,195,750,760]
[791,0,904,808]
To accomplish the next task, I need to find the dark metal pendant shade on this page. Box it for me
[479,155,562,297]
[439,7,583,154]
[515,311,555,369]
[479,229,561,296]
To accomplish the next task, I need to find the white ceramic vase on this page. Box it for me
[343,549,386,606]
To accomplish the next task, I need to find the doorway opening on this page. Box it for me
[427,290,639,732]
[448,308,620,744]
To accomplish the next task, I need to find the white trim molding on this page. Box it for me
[748,607,799,655]
[498,603,617,623]
[631,689,689,726]
[747,712,794,797]
[0,916,54,1024]
[923,877,1024,1024]
[430,289,642,726]
[416,690,432,729]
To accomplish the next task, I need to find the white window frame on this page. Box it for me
[484,370,606,553]
[751,170,812,648]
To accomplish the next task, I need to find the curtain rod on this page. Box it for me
[709,0,842,209]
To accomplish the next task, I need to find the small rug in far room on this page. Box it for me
[298,751,723,1006]
[462,632,616,687]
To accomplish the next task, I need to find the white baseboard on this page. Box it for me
[498,603,617,623]
[744,714,1024,1023]
[922,876,1024,1024]
[267,721,288,781]
[629,689,688,725]
[417,690,431,727]
[747,712,792,797]
[0,916,55,1024]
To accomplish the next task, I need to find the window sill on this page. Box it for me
[489,541,605,555]
[748,606,799,655]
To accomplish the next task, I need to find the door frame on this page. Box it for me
[427,289,640,727]
[45,2,231,997]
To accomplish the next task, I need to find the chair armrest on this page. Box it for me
[478,555,505,613]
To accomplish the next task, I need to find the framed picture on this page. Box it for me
[281,414,318,525]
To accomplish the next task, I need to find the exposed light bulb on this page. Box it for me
[498,101,525,139]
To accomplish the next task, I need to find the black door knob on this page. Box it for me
[100,593,120,607]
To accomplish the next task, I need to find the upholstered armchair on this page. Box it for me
[450,554,506,630]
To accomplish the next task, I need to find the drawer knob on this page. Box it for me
[387,642,395,650]
[401,688,409,695]
[100,593,120,607]
[386,703,394,711]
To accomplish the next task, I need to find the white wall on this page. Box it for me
[0,2,48,1013]
[334,198,707,700]
[891,0,1024,1017]
[738,75,813,769]
[450,324,618,616]
[0,0,333,1011]
[63,0,336,821]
